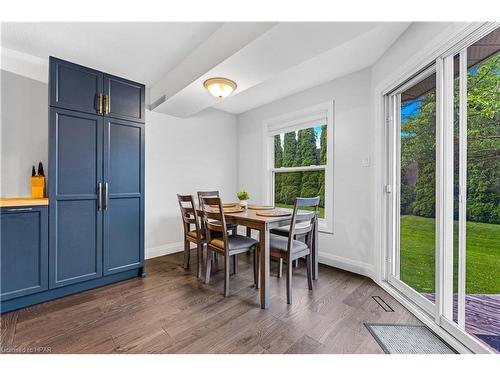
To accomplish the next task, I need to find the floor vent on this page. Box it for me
[372,296,395,312]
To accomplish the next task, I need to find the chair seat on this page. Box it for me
[186,230,204,240]
[270,235,308,253]
[209,234,258,252]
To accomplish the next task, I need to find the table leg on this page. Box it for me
[259,225,270,309]
[313,218,319,280]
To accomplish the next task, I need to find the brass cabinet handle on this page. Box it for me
[98,93,103,114]
[105,95,110,114]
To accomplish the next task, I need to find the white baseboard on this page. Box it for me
[145,241,184,259]
[318,252,374,279]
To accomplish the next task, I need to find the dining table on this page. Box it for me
[197,205,318,309]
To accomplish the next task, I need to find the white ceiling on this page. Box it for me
[1,22,222,86]
[1,22,410,116]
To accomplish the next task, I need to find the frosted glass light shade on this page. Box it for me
[203,77,237,98]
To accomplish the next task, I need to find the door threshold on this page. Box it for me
[378,280,492,354]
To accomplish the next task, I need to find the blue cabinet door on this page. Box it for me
[50,57,103,115]
[103,74,145,123]
[49,107,103,288]
[103,118,144,275]
[1,206,48,301]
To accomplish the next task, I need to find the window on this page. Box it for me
[264,102,334,233]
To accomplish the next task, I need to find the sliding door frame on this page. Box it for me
[386,64,437,318]
[383,22,499,354]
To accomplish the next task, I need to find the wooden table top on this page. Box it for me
[196,205,293,223]
[224,208,292,224]
[0,197,49,207]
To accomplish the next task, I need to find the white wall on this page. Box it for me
[145,108,238,258]
[0,68,238,259]
[1,70,48,197]
[237,68,375,277]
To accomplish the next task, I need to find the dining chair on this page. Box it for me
[270,197,320,304]
[197,190,239,272]
[270,214,316,276]
[177,194,205,278]
[201,196,259,297]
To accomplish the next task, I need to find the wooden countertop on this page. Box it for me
[0,197,49,207]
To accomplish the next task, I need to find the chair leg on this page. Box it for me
[204,248,212,284]
[183,240,190,269]
[232,254,238,275]
[224,254,230,297]
[246,228,253,258]
[278,258,283,278]
[286,260,293,304]
[306,254,313,290]
[197,242,203,279]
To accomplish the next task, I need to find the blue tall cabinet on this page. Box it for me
[49,56,145,287]
[0,57,145,313]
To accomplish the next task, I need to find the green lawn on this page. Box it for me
[400,215,500,294]
[275,203,325,218]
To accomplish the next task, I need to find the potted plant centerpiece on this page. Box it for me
[237,191,250,209]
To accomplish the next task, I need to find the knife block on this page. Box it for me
[31,176,46,198]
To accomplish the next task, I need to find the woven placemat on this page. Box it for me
[208,206,244,213]
[209,202,238,208]
[248,204,274,210]
[256,209,291,217]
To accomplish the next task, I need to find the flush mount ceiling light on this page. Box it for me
[203,77,237,99]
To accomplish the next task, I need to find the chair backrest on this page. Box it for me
[177,194,201,239]
[287,196,320,253]
[200,196,228,247]
[197,190,220,207]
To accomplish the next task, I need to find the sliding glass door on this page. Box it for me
[387,66,438,315]
[443,31,500,353]
[386,25,499,353]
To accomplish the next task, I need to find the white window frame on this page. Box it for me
[262,101,334,233]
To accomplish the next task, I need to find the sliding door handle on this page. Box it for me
[97,182,103,210]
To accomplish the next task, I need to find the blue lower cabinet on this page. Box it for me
[1,206,48,301]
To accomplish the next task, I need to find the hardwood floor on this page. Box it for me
[1,251,420,354]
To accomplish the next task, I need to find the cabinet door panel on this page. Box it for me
[109,123,141,193]
[1,207,48,301]
[106,198,142,272]
[56,112,100,195]
[50,57,103,115]
[54,200,101,284]
[103,118,144,274]
[49,108,103,288]
[104,74,145,123]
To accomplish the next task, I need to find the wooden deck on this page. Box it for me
[1,252,421,354]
